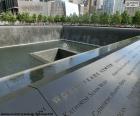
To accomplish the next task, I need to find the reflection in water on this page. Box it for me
[0,72,31,97]
[0,40,96,78]
[0,38,138,99]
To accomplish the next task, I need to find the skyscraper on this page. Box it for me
[94,0,103,10]
[103,0,115,14]
[103,0,125,14]
[114,0,125,14]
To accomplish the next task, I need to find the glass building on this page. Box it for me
[103,0,115,14]
[103,0,125,14]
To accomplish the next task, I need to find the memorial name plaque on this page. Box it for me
[0,40,140,116]
[33,40,140,116]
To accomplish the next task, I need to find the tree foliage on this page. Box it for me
[32,14,37,23]
[38,14,43,22]
[1,11,16,23]
[132,11,140,25]
[91,12,99,24]
[111,11,122,25]
[99,13,110,24]
[121,11,131,24]
[0,10,140,26]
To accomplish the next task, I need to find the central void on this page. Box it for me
[0,40,97,78]
[31,48,76,63]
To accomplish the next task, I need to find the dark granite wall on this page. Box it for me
[63,26,140,46]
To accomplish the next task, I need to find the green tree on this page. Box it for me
[60,15,66,23]
[48,16,54,23]
[80,13,90,24]
[121,11,131,25]
[0,11,16,23]
[65,16,71,23]
[99,12,110,25]
[78,15,83,24]
[54,15,61,23]
[17,12,31,23]
[110,11,122,25]
[42,15,48,23]
[32,13,37,23]
[2,12,8,21]
[70,14,79,24]
[10,15,16,23]
[91,12,99,24]
[37,14,43,22]
[24,12,32,23]
[17,13,22,22]
[0,12,5,21]
[132,11,140,25]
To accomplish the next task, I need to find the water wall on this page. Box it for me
[0,26,62,47]
[63,26,140,46]
[0,25,140,47]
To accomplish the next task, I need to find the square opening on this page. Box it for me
[54,49,76,60]
[30,48,76,63]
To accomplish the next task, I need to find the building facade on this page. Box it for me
[103,0,125,14]
[0,0,18,13]
[18,0,65,16]
[65,2,79,16]
[0,0,79,16]
[103,0,115,14]
[114,0,125,14]
[79,4,84,15]
[125,0,140,16]
[0,0,65,16]
[95,0,103,10]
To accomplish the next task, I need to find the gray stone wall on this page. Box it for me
[0,26,62,47]
[63,26,140,46]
